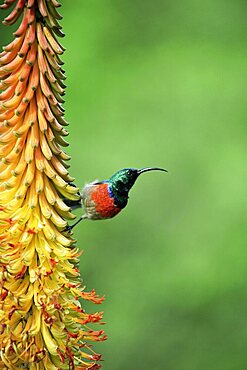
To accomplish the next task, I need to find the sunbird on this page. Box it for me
[65,167,167,230]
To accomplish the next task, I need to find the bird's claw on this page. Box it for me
[64,216,85,232]
[64,225,72,233]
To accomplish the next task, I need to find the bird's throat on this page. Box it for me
[108,183,128,209]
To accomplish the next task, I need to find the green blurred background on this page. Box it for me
[1,1,247,369]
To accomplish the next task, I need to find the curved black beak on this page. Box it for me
[137,167,168,175]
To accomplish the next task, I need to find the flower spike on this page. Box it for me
[0,1,105,369]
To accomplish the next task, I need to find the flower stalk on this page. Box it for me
[0,1,106,369]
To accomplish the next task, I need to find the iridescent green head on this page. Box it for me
[109,167,167,208]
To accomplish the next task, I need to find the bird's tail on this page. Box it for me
[62,182,82,210]
[63,197,82,210]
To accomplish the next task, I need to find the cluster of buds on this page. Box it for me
[0,0,106,369]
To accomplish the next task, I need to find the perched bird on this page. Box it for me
[65,167,167,230]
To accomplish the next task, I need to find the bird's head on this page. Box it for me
[109,167,168,199]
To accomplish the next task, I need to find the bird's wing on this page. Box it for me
[86,179,107,186]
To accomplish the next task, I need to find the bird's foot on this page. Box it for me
[64,225,73,233]
[64,215,86,232]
